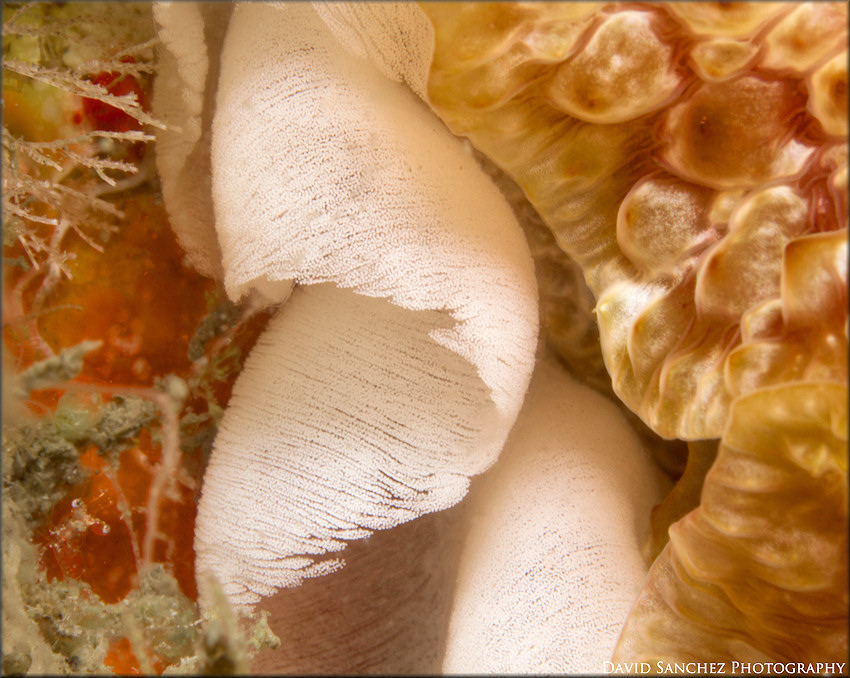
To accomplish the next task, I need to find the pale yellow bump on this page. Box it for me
[808,51,849,137]
[689,38,758,82]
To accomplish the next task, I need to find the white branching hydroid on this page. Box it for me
[155,1,538,608]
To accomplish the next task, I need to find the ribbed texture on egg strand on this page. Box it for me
[443,351,667,673]
[187,2,538,607]
[152,2,232,279]
[312,1,434,101]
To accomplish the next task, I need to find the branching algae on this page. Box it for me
[2,3,278,674]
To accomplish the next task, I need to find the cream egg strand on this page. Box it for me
[167,2,540,608]
[443,351,668,673]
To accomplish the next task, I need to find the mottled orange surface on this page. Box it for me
[36,436,198,603]
[3,74,275,669]
[35,194,213,389]
[4,195,202,670]
[104,637,158,675]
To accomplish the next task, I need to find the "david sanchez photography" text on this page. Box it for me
[603,661,847,675]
